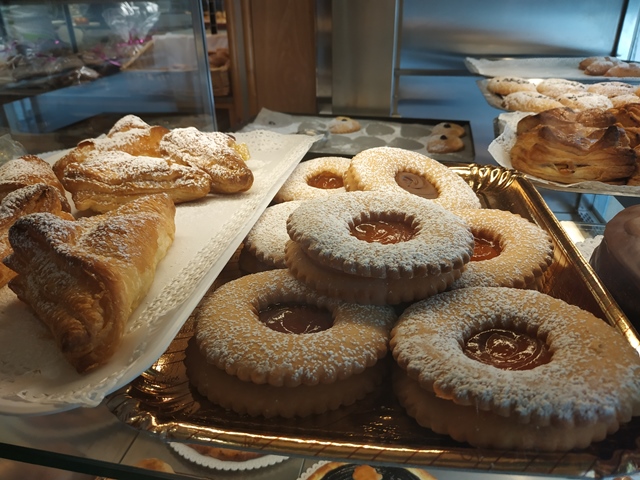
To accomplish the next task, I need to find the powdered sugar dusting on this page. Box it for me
[287,191,474,279]
[345,147,480,210]
[450,208,553,289]
[196,270,396,387]
[391,287,640,427]
[244,200,304,268]
[275,156,350,202]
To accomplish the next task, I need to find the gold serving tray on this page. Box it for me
[106,163,640,478]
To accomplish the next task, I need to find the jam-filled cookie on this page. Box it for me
[390,287,640,450]
[285,191,474,305]
[239,200,304,273]
[274,156,350,203]
[449,208,553,289]
[187,269,396,417]
[343,147,480,211]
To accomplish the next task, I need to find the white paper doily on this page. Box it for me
[489,111,640,197]
[169,443,288,471]
[0,129,317,415]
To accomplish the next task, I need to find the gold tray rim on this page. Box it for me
[106,163,640,478]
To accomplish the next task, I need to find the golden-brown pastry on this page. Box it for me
[55,150,211,213]
[0,155,71,212]
[502,91,564,113]
[327,116,361,134]
[4,193,176,373]
[186,444,263,462]
[302,462,437,480]
[425,133,464,153]
[160,127,253,194]
[511,117,637,184]
[536,78,586,98]
[0,184,74,288]
[486,76,536,96]
[274,156,349,203]
[555,91,613,111]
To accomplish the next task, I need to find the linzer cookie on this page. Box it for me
[449,208,553,290]
[390,287,640,451]
[239,200,304,273]
[274,156,350,203]
[187,269,396,417]
[343,147,480,211]
[285,191,474,305]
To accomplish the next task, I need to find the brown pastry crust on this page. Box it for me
[393,367,617,452]
[511,121,637,184]
[536,78,586,98]
[502,91,564,113]
[328,116,361,134]
[605,62,640,77]
[0,184,74,288]
[587,81,636,98]
[186,339,387,418]
[55,116,212,212]
[430,121,465,137]
[449,208,553,290]
[160,127,253,193]
[0,155,71,212]
[285,191,473,304]
[4,193,176,373]
[343,146,481,210]
[486,76,536,96]
[425,134,464,153]
[238,200,303,273]
[390,287,640,428]
[194,269,396,387]
[274,156,349,203]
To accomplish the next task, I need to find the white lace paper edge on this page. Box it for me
[0,130,318,411]
[169,443,288,471]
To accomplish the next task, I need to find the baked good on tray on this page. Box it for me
[590,205,640,325]
[3,193,176,373]
[344,146,480,210]
[284,191,474,305]
[274,156,349,203]
[54,114,252,212]
[510,107,638,184]
[0,184,74,288]
[391,286,640,451]
[449,208,553,290]
[186,269,396,417]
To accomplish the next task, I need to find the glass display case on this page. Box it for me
[0,0,215,157]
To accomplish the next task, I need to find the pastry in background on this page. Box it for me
[486,76,536,96]
[4,193,176,373]
[274,156,349,203]
[328,116,361,134]
[502,91,564,113]
[536,78,586,97]
[301,462,437,480]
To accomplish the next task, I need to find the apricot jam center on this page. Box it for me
[471,235,501,262]
[395,171,438,199]
[259,303,333,334]
[307,172,344,189]
[351,220,415,244]
[464,328,551,370]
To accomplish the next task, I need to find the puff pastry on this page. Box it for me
[0,155,71,212]
[4,193,176,373]
[0,183,74,288]
[160,127,254,193]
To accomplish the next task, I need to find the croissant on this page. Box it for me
[4,193,176,373]
[0,183,74,288]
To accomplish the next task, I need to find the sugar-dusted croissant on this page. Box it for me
[4,193,176,373]
[0,155,71,212]
[0,183,75,288]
